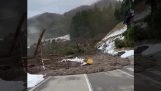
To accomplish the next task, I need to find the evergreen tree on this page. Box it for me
[70,5,118,44]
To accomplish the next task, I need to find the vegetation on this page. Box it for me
[69,5,119,45]
[115,38,125,48]
[29,3,122,56]
[114,0,134,48]
[115,26,134,48]
[39,41,97,56]
[114,0,134,22]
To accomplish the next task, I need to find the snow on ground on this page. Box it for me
[103,25,127,40]
[99,35,124,55]
[97,23,133,58]
[43,34,70,43]
[55,34,70,41]
[61,57,86,65]
[0,79,24,91]
[27,73,44,88]
[138,43,161,55]
[121,50,134,58]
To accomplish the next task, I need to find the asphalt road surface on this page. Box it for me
[30,54,161,91]
[135,51,161,91]
[29,65,134,91]
[135,66,161,91]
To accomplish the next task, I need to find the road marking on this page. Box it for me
[117,69,134,77]
[84,74,93,91]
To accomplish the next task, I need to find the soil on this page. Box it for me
[27,52,130,77]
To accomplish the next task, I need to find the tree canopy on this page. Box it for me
[69,5,118,44]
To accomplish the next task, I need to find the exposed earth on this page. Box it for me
[27,52,130,77]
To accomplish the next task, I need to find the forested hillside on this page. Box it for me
[28,0,120,46]
[70,5,118,45]
[114,0,134,48]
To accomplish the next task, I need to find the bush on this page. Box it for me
[115,38,125,48]
[40,42,78,56]
[70,6,118,44]
[115,25,134,48]
[115,38,134,49]
[41,41,97,56]
[123,26,134,41]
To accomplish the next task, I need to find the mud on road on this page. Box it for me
[27,53,130,77]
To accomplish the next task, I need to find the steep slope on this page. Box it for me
[28,12,68,46]
[64,5,91,17]
[96,22,134,58]
[92,0,118,8]
[28,12,64,28]
[28,0,120,46]
[64,0,118,17]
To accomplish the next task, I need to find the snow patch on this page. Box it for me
[61,57,86,65]
[43,34,70,43]
[102,36,124,55]
[97,23,133,58]
[97,24,127,56]
[121,50,134,58]
[27,73,44,88]
[54,34,70,42]
[102,25,127,41]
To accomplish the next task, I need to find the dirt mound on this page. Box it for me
[28,53,130,76]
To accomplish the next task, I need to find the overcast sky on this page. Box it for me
[28,0,100,18]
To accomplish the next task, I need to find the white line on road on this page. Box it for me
[84,74,93,91]
[117,69,134,78]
